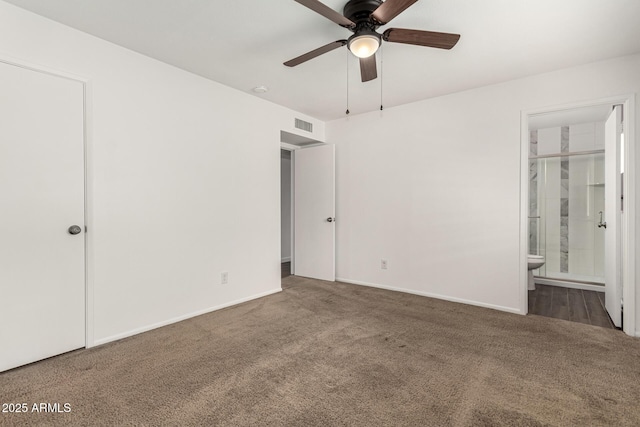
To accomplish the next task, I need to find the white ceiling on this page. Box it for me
[4,0,640,121]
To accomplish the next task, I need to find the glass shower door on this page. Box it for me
[530,152,605,284]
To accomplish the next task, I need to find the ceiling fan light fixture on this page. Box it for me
[284,0,461,84]
[348,31,380,58]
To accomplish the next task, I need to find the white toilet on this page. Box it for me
[527,255,545,290]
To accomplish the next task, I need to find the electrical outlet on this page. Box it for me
[381,259,388,270]
[221,271,228,285]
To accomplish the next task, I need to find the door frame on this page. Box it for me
[280,141,334,279]
[519,94,636,336]
[1,55,95,348]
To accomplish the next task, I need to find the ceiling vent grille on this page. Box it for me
[295,118,313,133]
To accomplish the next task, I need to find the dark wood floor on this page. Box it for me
[281,262,291,278]
[528,284,614,329]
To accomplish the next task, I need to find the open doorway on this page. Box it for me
[281,149,293,278]
[280,131,336,284]
[520,96,636,335]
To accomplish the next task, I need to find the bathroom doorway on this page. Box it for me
[520,96,636,335]
[529,113,608,288]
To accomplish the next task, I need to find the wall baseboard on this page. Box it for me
[92,288,282,347]
[534,278,604,292]
[336,277,523,315]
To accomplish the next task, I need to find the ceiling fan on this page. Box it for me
[284,0,460,82]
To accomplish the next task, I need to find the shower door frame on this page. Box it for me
[519,94,636,337]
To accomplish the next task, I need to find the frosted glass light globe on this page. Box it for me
[349,35,380,58]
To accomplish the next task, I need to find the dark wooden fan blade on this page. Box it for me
[295,0,356,28]
[371,0,419,25]
[383,28,460,49]
[284,40,347,67]
[359,55,377,82]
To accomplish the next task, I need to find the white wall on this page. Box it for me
[3,0,639,339]
[0,1,322,345]
[281,150,292,262]
[328,53,640,328]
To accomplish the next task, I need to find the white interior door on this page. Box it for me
[604,105,622,327]
[0,62,85,372]
[294,144,335,281]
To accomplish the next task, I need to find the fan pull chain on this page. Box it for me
[380,44,384,111]
[346,49,350,115]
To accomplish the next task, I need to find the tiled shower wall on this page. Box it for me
[529,122,606,281]
[529,131,538,256]
[560,126,569,272]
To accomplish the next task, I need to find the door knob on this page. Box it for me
[68,225,82,235]
[326,217,335,223]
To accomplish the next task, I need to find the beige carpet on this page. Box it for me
[2,276,640,426]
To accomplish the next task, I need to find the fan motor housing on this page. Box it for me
[343,0,383,25]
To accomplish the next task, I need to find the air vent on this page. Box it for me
[295,118,313,133]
